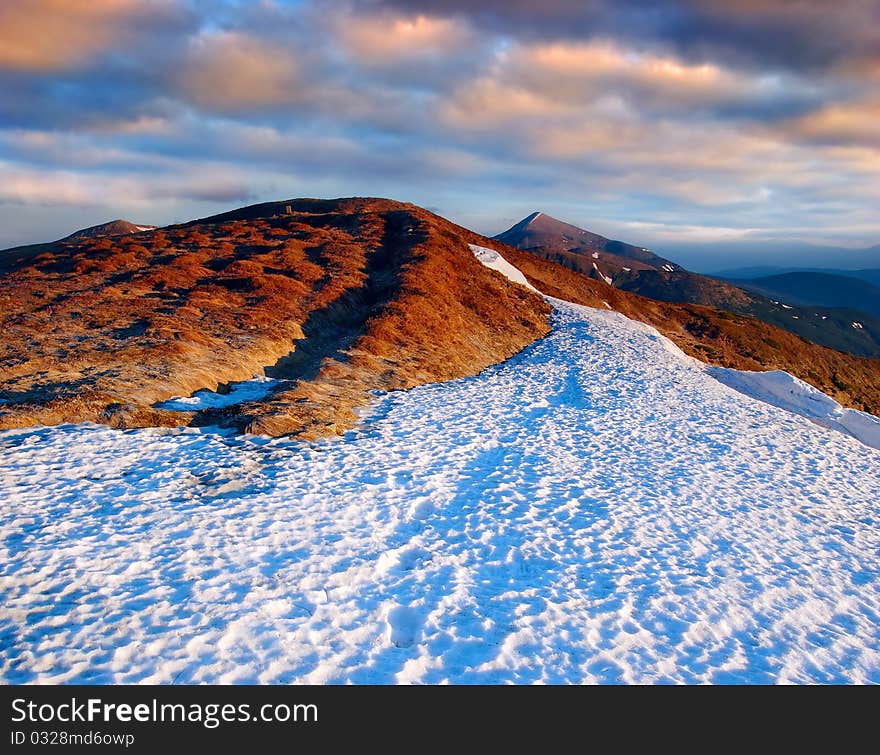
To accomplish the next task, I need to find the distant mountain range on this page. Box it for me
[496,212,880,359]
[669,240,880,273]
[715,265,880,288]
[731,272,880,319]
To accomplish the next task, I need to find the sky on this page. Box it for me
[1,0,878,270]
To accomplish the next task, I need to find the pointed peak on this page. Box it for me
[525,211,543,224]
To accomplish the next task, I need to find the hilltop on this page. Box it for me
[494,211,681,280]
[0,198,550,437]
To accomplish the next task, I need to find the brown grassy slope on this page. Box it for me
[499,245,880,415]
[0,198,550,436]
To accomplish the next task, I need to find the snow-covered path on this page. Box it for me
[2,299,879,684]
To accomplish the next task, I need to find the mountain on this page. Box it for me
[4,202,880,688]
[0,198,550,437]
[715,265,880,288]
[62,219,157,240]
[497,213,880,358]
[1,219,156,274]
[2,197,878,437]
[493,211,682,284]
[731,272,880,318]
[499,244,880,415]
[5,288,878,684]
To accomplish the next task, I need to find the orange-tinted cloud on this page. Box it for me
[0,0,179,71]
[785,100,880,147]
[439,78,576,131]
[499,40,794,109]
[178,32,303,112]
[339,13,475,63]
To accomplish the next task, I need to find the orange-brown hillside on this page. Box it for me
[0,198,550,437]
[499,244,880,415]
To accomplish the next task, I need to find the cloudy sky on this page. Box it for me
[1,0,878,268]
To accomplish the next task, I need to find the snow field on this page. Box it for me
[2,296,879,683]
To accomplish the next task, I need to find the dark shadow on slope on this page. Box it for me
[264,210,423,384]
[186,211,424,429]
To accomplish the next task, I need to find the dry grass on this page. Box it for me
[0,198,549,437]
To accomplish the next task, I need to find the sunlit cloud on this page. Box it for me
[784,100,880,147]
[339,13,476,63]
[0,0,185,71]
[178,32,304,113]
[0,160,253,207]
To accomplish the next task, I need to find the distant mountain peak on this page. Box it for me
[494,212,679,272]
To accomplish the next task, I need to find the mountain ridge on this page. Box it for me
[732,272,880,318]
[1,197,878,437]
[0,197,551,437]
[497,212,880,358]
[1,219,157,275]
[715,265,880,288]
[62,219,156,240]
[494,211,681,277]
[498,243,880,415]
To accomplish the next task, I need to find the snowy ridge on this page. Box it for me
[708,368,880,450]
[468,244,537,291]
[470,244,879,449]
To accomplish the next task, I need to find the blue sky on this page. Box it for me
[1,0,878,269]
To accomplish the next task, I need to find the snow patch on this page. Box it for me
[707,367,880,450]
[157,376,281,411]
[469,244,537,291]
[591,262,612,285]
[852,322,864,329]
[386,604,422,648]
